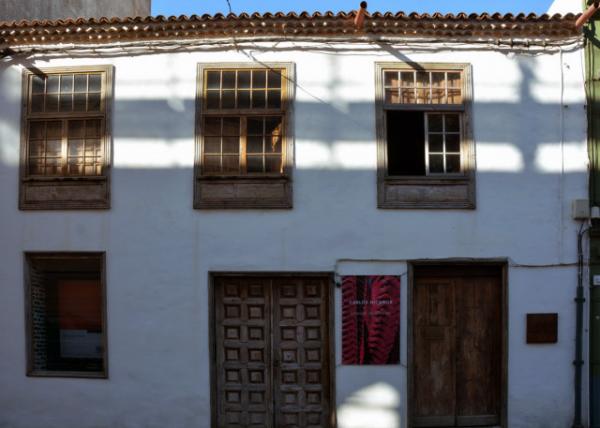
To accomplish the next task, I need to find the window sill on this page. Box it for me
[27,370,107,379]
[379,176,475,209]
[20,175,110,210]
[195,175,292,209]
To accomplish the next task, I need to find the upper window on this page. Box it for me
[194,63,294,209]
[20,65,113,210]
[25,252,106,378]
[375,63,475,209]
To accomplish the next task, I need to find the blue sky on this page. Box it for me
[152,0,556,17]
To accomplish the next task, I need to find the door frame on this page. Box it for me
[407,259,508,428]
[208,271,337,428]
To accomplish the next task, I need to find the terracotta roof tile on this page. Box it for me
[0,11,581,47]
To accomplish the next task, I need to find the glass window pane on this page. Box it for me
[46,121,62,139]
[267,90,281,109]
[431,89,445,104]
[68,120,85,138]
[247,136,263,153]
[222,71,235,89]
[400,88,415,104]
[59,94,73,112]
[400,72,414,87]
[47,75,59,93]
[265,117,282,135]
[206,71,220,89]
[252,90,266,109]
[222,155,239,173]
[429,154,444,173]
[416,87,429,104]
[32,75,45,94]
[206,91,220,109]
[88,93,101,112]
[267,135,282,153]
[68,164,84,175]
[31,95,44,113]
[247,118,264,135]
[29,158,44,174]
[46,140,62,156]
[445,114,460,132]
[265,155,282,173]
[429,134,443,153]
[85,119,102,138]
[446,154,461,173]
[384,71,399,87]
[446,134,461,153]
[68,140,84,157]
[447,89,462,104]
[204,137,221,154]
[73,93,86,112]
[45,94,59,112]
[85,140,101,158]
[447,72,461,87]
[203,155,221,173]
[29,140,45,157]
[29,122,45,140]
[60,74,73,93]
[238,71,251,89]
[222,137,239,154]
[385,89,399,104]
[268,70,281,89]
[431,72,445,88]
[74,74,87,92]
[252,70,266,88]
[204,117,221,136]
[221,90,235,109]
[238,90,251,109]
[428,114,443,132]
[222,117,240,136]
[88,74,101,92]
[247,155,263,173]
[416,72,429,88]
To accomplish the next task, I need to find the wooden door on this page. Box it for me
[214,276,331,428]
[413,268,502,428]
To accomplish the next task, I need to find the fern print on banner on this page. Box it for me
[342,275,400,365]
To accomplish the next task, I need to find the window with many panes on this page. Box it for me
[20,65,112,210]
[376,63,475,209]
[25,252,106,378]
[195,63,294,209]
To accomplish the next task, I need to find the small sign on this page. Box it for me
[526,313,558,344]
[342,276,400,365]
[594,275,600,286]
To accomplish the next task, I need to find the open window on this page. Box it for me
[19,65,113,210]
[25,252,107,378]
[375,63,475,209]
[194,63,294,209]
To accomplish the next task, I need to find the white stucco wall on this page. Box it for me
[0,40,589,428]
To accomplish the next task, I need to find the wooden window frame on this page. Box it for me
[375,62,475,209]
[24,252,108,379]
[194,63,294,209]
[19,65,113,210]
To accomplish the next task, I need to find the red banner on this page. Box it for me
[342,275,400,365]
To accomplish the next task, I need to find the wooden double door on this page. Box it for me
[412,266,504,427]
[213,276,332,428]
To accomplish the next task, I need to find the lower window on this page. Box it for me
[25,252,106,378]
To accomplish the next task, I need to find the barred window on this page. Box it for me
[20,66,112,210]
[195,63,294,209]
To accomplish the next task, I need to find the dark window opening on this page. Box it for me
[386,111,426,176]
[27,254,105,375]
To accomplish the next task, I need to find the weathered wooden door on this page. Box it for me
[214,276,331,428]
[413,267,502,427]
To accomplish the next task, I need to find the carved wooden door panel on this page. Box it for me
[215,277,273,428]
[214,276,331,428]
[413,269,502,428]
